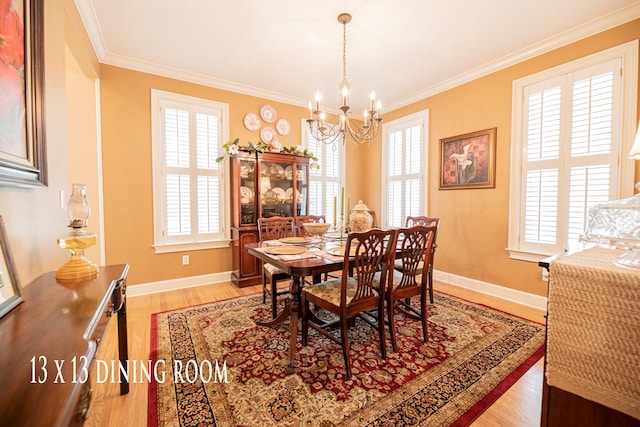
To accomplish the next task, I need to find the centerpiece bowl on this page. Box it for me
[302,222,331,237]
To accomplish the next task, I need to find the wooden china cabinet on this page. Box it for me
[230,151,309,287]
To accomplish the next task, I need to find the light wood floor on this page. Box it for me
[85,280,546,427]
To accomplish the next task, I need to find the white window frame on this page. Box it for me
[507,41,638,262]
[151,89,231,253]
[302,119,345,225]
[381,109,430,228]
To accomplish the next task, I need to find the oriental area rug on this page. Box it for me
[148,292,545,427]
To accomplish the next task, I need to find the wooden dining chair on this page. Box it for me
[301,228,396,379]
[257,216,295,318]
[383,225,437,352]
[395,216,440,303]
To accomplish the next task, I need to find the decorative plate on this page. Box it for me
[268,163,285,178]
[276,119,291,136]
[240,186,253,204]
[259,105,277,123]
[284,166,293,179]
[243,113,260,131]
[260,126,276,143]
[271,187,286,203]
[284,187,301,202]
[278,236,311,245]
[264,246,307,255]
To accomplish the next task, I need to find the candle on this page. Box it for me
[340,187,344,218]
[333,196,337,224]
[347,196,351,215]
[307,101,312,119]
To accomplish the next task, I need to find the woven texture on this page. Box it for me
[547,247,640,420]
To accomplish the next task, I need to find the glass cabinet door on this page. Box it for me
[296,163,308,216]
[260,160,294,218]
[239,157,257,225]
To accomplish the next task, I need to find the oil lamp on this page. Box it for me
[55,184,99,282]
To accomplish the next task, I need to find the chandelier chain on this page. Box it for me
[342,19,347,83]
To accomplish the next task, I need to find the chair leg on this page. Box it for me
[427,266,434,304]
[387,296,398,353]
[301,293,308,346]
[270,277,278,319]
[340,317,352,379]
[421,289,428,343]
[263,272,267,304]
[378,298,387,360]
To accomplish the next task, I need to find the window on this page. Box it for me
[382,110,429,228]
[303,120,344,226]
[508,42,638,260]
[151,90,230,253]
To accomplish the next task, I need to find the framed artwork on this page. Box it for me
[0,216,23,319]
[0,0,47,187]
[439,127,496,190]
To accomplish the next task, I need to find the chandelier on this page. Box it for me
[306,12,382,145]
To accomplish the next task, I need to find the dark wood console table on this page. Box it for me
[0,264,130,427]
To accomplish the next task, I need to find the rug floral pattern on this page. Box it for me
[149,293,544,427]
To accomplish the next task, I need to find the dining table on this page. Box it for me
[246,237,353,374]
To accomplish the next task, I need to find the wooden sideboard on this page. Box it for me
[0,264,130,427]
[540,249,640,427]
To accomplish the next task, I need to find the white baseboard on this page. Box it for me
[128,269,548,312]
[127,271,233,297]
[433,269,547,311]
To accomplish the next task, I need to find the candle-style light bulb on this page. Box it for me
[340,85,349,108]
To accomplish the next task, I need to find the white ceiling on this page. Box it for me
[76,0,640,114]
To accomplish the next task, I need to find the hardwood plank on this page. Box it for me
[85,280,546,427]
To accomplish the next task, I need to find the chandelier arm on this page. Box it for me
[344,118,381,144]
[306,119,344,145]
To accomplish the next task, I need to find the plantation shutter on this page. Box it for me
[306,130,342,225]
[161,101,225,244]
[520,59,620,253]
[386,119,424,228]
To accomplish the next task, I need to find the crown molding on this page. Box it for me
[100,52,308,107]
[75,1,640,114]
[74,0,107,60]
[385,2,640,113]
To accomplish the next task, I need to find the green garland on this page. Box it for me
[216,138,319,169]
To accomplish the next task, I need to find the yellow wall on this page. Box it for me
[100,20,640,293]
[99,67,314,284]
[368,19,640,296]
[65,44,103,265]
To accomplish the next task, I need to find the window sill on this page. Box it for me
[153,240,232,254]
[506,248,560,263]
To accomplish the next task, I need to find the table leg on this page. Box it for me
[116,281,129,395]
[286,276,302,374]
[256,298,291,327]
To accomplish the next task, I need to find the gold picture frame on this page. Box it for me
[0,0,47,187]
[439,127,496,190]
[0,216,24,319]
